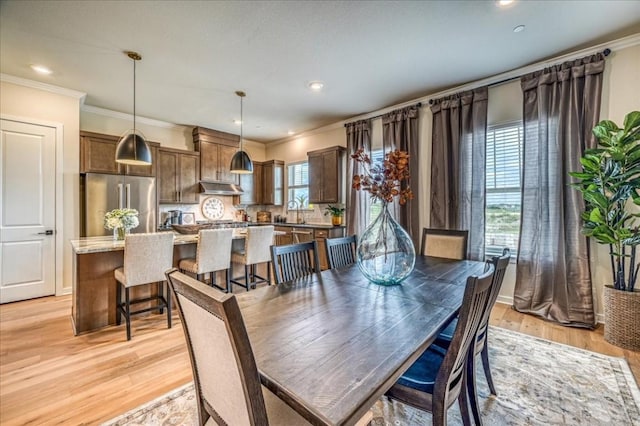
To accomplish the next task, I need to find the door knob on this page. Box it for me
[37,230,54,235]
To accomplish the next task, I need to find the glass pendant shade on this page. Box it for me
[116,129,151,165]
[230,150,253,174]
[230,90,253,174]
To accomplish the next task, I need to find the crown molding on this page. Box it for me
[1,73,87,101]
[81,104,188,130]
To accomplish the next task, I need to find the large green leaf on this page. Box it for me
[623,111,640,133]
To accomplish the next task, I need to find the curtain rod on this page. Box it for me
[344,102,422,126]
[427,48,612,105]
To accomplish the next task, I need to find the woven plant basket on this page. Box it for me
[604,286,640,351]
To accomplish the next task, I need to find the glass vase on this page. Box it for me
[356,202,415,286]
[114,227,127,241]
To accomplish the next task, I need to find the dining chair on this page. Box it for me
[435,248,511,425]
[231,225,274,291]
[385,264,496,426]
[270,241,321,285]
[420,228,469,260]
[114,232,174,341]
[165,269,373,426]
[325,234,357,269]
[179,228,234,293]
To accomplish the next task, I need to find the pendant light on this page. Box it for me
[229,90,253,174]
[115,51,152,165]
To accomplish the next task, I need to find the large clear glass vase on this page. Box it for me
[356,202,415,286]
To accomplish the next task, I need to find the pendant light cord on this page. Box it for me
[133,57,136,135]
[240,94,243,151]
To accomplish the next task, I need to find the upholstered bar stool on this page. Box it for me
[114,232,175,341]
[231,225,274,291]
[179,228,233,293]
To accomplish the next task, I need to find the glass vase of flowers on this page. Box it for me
[104,208,140,240]
[352,148,415,285]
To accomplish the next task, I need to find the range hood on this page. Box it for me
[200,182,244,195]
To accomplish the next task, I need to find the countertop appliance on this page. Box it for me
[81,173,156,237]
[167,210,183,225]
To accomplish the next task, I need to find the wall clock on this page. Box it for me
[201,197,224,220]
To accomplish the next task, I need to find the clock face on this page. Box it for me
[201,197,224,220]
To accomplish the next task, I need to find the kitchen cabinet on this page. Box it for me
[271,224,345,270]
[158,148,200,204]
[308,146,345,204]
[238,161,263,205]
[193,126,239,184]
[262,160,284,206]
[80,131,158,177]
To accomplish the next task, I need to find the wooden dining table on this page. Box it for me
[235,255,486,426]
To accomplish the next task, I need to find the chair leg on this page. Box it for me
[158,281,164,314]
[458,371,472,426]
[125,287,132,341]
[226,268,231,293]
[432,394,447,426]
[467,352,483,426]
[480,344,496,396]
[244,265,250,291]
[166,281,172,329]
[116,281,122,326]
[266,261,271,285]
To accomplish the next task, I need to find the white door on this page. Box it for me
[0,119,56,303]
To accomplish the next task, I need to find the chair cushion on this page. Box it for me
[435,317,485,349]
[179,258,198,274]
[396,344,447,393]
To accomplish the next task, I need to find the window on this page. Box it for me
[287,162,310,208]
[485,122,523,257]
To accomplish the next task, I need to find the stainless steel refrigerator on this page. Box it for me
[81,173,156,237]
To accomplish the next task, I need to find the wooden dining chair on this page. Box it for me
[420,228,469,260]
[435,248,511,425]
[385,264,496,426]
[270,241,320,285]
[165,269,373,426]
[325,234,357,270]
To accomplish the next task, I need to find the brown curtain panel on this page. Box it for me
[514,53,605,328]
[345,119,372,237]
[430,87,488,261]
[382,105,421,248]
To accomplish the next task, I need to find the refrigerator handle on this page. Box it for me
[125,184,131,209]
[117,184,124,209]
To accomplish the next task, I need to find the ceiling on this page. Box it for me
[1,1,639,143]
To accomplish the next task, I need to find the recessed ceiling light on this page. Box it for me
[496,0,515,7]
[288,130,295,136]
[308,81,324,91]
[233,119,242,125]
[513,25,525,33]
[30,64,52,75]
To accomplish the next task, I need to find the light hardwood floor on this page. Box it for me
[0,295,638,425]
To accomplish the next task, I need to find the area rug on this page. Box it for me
[103,327,640,426]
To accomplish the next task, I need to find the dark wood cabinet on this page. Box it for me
[158,148,200,204]
[80,131,158,177]
[262,160,284,206]
[271,225,345,270]
[193,127,240,184]
[238,161,264,205]
[308,146,345,204]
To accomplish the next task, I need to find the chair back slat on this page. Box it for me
[325,235,357,269]
[476,248,511,344]
[271,241,320,284]
[166,269,268,426]
[420,228,468,260]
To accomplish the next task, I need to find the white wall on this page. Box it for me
[1,81,81,295]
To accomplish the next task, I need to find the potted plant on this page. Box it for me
[569,110,640,350]
[324,205,345,226]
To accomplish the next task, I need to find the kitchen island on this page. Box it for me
[69,230,251,335]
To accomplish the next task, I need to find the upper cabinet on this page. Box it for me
[238,161,264,205]
[308,146,346,204]
[157,148,200,204]
[192,127,239,184]
[80,131,158,177]
[262,160,284,206]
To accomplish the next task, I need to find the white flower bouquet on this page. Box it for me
[104,208,140,231]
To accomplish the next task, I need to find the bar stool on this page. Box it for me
[179,228,233,293]
[114,232,174,341]
[231,225,274,291]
